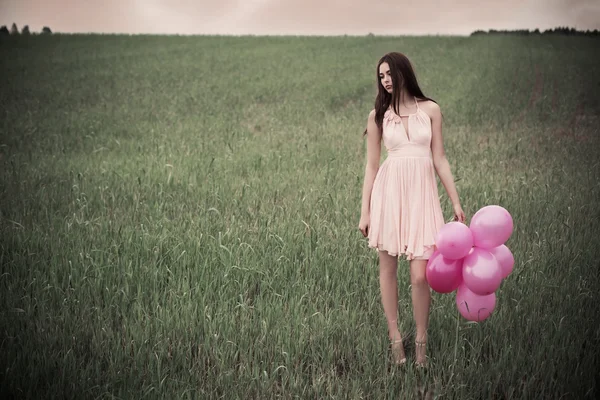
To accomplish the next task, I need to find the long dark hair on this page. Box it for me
[363,52,438,135]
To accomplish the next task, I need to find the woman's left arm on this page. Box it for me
[430,102,466,222]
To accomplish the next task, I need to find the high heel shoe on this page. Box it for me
[391,337,407,365]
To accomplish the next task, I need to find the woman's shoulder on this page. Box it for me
[418,99,441,119]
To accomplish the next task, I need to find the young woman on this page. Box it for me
[358,52,466,367]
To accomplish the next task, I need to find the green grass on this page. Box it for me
[1,33,599,399]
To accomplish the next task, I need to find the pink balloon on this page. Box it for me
[489,245,514,279]
[456,283,496,322]
[462,247,503,295]
[435,222,474,260]
[426,250,464,293]
[469,205,513,249]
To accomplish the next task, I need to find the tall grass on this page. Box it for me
[1,33,599,399]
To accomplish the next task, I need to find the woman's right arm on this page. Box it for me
[359,110,382,231]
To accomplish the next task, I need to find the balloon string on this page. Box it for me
[448,307,461,388]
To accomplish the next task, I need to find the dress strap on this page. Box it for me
[394,98,420,117]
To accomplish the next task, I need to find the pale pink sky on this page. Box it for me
[1,0,598,35]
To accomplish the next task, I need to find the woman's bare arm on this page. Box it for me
[360,109,382,217]
[430,102,461,208]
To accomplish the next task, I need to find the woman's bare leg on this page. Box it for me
[378,250,405,363]
[410,258,430,365]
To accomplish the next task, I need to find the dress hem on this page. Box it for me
[368,243,436,261]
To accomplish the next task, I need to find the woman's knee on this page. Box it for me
[410,272,427,287]
[410,260,428,286]
[379,251,398,278]
[380,265,398,280]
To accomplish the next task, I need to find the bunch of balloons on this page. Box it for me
[425,205,514,322]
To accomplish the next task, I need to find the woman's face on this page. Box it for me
[379,62,392,93]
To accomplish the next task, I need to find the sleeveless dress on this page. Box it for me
[367,98,445,261]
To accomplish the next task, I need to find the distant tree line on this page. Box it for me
[0,23,52,35]
[471,27,599,36]
[2,23,598,37]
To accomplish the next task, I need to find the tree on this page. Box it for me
[0,26,9,35]
[22,25,30,35]
[10,23,19,35]
[472,26,597,36]
[42,26,52,34]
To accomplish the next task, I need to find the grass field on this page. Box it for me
[1,33,599,399]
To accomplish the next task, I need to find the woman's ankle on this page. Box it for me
[389,329,402,341]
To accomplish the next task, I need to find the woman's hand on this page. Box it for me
[359,214,370,237]
[453,203,466,223]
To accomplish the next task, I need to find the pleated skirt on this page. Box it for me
[367,154,445,260]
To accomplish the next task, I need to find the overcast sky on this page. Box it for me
[1,0,599,36]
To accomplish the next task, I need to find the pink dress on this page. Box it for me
[367,99,445,260]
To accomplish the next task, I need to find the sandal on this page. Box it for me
[391,337,407,365]
[415,339,427,368]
